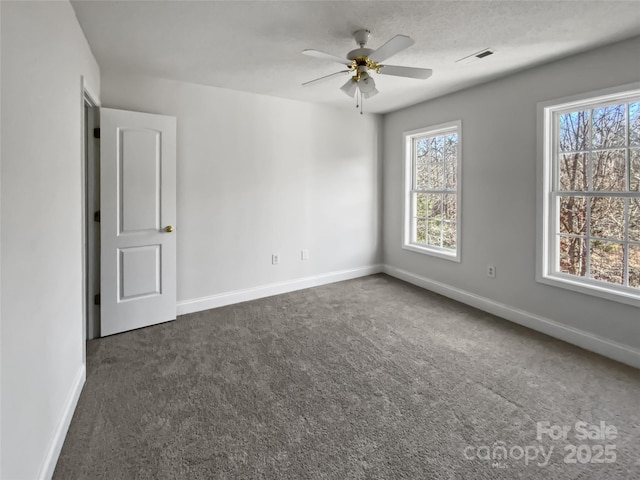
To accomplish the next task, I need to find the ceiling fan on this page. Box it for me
[302,29,432,113]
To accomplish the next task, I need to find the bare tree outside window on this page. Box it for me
[555,99,640,289]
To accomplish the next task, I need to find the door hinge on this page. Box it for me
[93,127,100,139]
[94,294,100,306]
[94,211,100,222]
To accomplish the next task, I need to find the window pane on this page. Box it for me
[631,102,640,147]
[592,150,626,191]
[416,157,428,189]
[427,220,441,246]
[435,136,444,162]
[427,193,442,219]
[629,198,640,242]
[428,160,444,189]
[559,153,587,191]
[589,240,624,285]
[559,235,586,276]
[442,194,457,221]
[631,148,640,192]
[416,138,428,157]
[415,218,426,243]
[425,137,438,163]
[445,162,456,190]
[414,192,427,218]
[629,245,640,289]
[443,221,456,249]
[592,104,625,149]
[559,196,586,235]
[444,134,457,162]
[559,110,590,152]
[589,197,624,240]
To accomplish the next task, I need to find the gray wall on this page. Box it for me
[383,36,640,352]
[1,1,100,478]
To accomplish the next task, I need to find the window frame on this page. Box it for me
[402,120,462,262]
[537,82,640,307]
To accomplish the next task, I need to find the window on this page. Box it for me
[403,121,461,261]
[538,85,640,305]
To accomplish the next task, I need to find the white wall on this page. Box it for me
[0,2,100,479]
[101,73,382,309]
[383,37,640,356]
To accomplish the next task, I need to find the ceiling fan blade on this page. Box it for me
[379,65,433,80]
[302,49,351,66]
[302,70,351,87]
[369,35,415,63]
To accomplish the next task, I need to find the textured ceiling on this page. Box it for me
[71,0,640,114]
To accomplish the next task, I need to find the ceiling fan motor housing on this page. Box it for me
[347,47,374,61]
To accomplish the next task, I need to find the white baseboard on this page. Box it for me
[383,265,640,369]
[177,264,383,316]
[38,365,86,480]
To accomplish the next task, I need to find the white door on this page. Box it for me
[100,108,177,336]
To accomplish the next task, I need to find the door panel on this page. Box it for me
[119,128,161,233]
[119,245,161,299]
[100,108,176,336]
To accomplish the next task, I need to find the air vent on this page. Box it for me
[456,48,495,65]
[475,50,494,59]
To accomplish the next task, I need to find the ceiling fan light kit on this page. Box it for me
[340,78,358,97]
[302,29,433,114]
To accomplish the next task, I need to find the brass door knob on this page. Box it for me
[165,225,174,233]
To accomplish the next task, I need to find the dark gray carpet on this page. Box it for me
[54,274,640,479]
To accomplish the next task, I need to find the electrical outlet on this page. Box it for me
[272,254,280,265]
[301,249,309,260]
[487,264,496,278]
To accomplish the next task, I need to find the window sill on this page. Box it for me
[537,273,640,308]
[402,243,461,262]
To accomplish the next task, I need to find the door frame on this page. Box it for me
[81,77,101,355]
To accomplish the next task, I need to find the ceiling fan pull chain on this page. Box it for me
[360,91,364,115]
[355,89,359,109]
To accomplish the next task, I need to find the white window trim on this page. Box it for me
[402,120,462,262]
[536,82,640,308]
